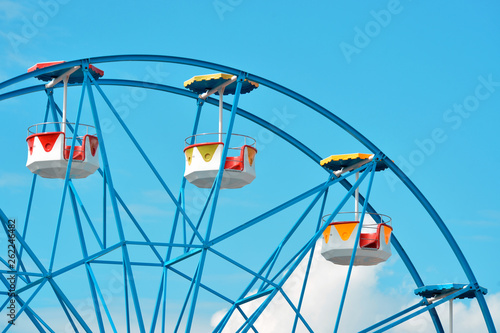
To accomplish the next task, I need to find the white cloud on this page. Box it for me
[445,292,500,331]
[210,245,500,332]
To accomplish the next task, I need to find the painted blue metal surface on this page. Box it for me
[2,279,46,333]
[236,165,373,332]
[86,68,147,333]
[0,80,456,330]
[89,76,205,245]
[187,76,244,333]
[415,283,487,299]
[334,161,378,333]
[359,300,426,333]
[213,177,338,332]
[0,55,496,332]
[47,75,87,273]
[292,188,329,333]
[68,186,106,332]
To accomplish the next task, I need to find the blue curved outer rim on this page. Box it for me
[0,55,495,332]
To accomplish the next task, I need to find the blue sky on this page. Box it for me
[1,0,500,332]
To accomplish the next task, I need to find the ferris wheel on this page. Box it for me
[0,56,496,332]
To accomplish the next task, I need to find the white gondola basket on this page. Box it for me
[320,212,393,266]
[26,122,99,179]
[183,133,257,189]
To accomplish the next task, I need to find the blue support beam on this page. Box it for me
[68,182,104,250]
[14,99,47,285]
[2,279,47,332]
[86,264,118,333]
[150,99,204,333]
[278,290,314,333]
[213,169,368,332]
[239,165,373,332]
[149,273,164,333]
[359,300,426,333]
[84,64,146,332]
[211,168,359,247]
[257,175,335,293]
[88,76,204,245]
[164,248,203,268]
[48,278,93,332]
[292,187,329,333]
[47,75,87,273]
[0,209,48,278]
[0,55,496,332]
[174,265,199,333]
[186,76,245,333]
[15,296,52,332]
[68,185,106,332]
[236,289,273,306]
[334,161,378,333]
[374,286,473,332]
[208,248,277,289]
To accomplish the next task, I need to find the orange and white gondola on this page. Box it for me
[321,212,393,266]
[319,153,393,266]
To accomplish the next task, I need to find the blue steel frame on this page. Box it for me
[0,55,496,332]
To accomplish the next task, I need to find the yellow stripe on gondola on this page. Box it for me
[185,147,194,166]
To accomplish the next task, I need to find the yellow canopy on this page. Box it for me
[184,73,258,95]
[321,153,388,172]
